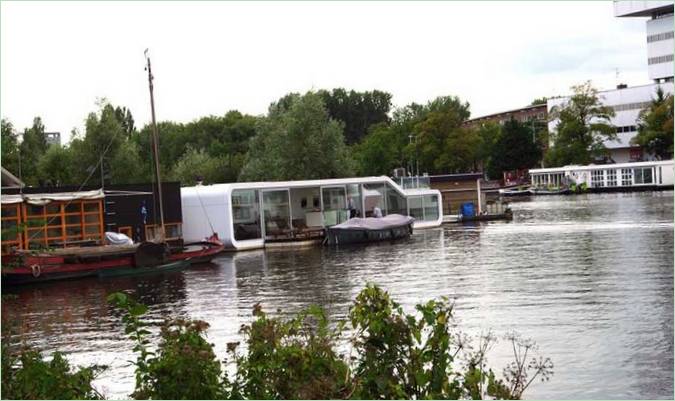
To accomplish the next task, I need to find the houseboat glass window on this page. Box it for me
[591,170,605,188]
[262,190,291,238]
[385,183,407,216]
[621,169,633,186]
[346,184,362,218]
[232,189,261,241]
[83,202,100,212]
[1,204,22,255]
[363,183,386,217]
[46,204,61,214]
[26,205,44,216]
[408,196,423,220]
[65,203,81,213]
[322,187,348,226]
[607,169,617,187]
[634,168,653,184]
[423,195,439,221]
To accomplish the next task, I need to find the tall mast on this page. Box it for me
[145,50,166,241]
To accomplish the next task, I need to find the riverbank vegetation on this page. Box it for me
[1,285,552,400]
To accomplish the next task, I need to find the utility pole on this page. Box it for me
[145,50,165,242]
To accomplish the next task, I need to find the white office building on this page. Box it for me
[547,1,674,164]
[548,81,673,163]
[614,0,674,82]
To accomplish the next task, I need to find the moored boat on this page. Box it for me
[97,259,190,278]
[498,186,531,197]
[1,235,224,285]
[325,214,414,245]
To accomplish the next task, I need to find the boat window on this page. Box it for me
[621,169,633,186]
[232,189,261,241]
[408,196,423,221]
[262,190,291,239]
[423,195,439,221]
[321,187,348,226]
[591,170,605,188]
[346,184,362,219]
[607,169,617,187]
[385,183,407,216]
[1,204,22,255]
[634,168,653,184]
[363,183,386,217]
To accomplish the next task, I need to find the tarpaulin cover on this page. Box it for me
[330,214,414,231]
[0,189,104,205]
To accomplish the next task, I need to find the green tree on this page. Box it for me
[530,97,548,106]
[18,117,48,185]
[239,92,355,181]
[71,102,145,185]
[632,87,673,160]
[353,123,400,176]
[545,81,616,167]
[412,96,473,174]
[1,119,20,175]
[36,145,75,186]
[318,88,393,144]
[487,118,542,179]
[475,121,501,173]
[171,145,226,185]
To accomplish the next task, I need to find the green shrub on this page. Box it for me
[229,304,352,399]
[1,342,104,400]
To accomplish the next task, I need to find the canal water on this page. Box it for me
[2,192,673,399]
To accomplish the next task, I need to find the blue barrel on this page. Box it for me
[460,202,475,218]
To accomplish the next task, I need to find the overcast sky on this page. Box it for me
[1,1,650,143]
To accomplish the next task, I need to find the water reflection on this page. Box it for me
[2,192,673,399]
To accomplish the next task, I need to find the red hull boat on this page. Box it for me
[1,235,224,285]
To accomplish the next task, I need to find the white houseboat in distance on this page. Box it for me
[180,176,443,251]
[529,160,674,191]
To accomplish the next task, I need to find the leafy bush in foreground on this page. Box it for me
[1,342,104,400]
[108,284,552,400]
[2,285,553,399]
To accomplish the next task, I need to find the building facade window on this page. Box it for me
[648,54,674,65]
[615,125,637,133]
[611,101,652,112]
[647,31,674,42]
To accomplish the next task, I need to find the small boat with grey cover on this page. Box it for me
[325,214,414,245]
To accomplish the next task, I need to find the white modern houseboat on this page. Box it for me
[529,160,674,190]
[181,176,443,250]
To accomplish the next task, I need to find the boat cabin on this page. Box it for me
[529,160,674,190]
[1,183,184,255]
[180,176,443,250]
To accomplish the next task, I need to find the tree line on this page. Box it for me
[2,84,672,188]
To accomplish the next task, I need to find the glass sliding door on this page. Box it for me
[232,189,261,240]
[423,194,439,221]
[363,183,386,217]
[408,196,423,221]
[321,186,347,226]
[385,183,407,216]
[346,184,362,219]
[262,189,291,239]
